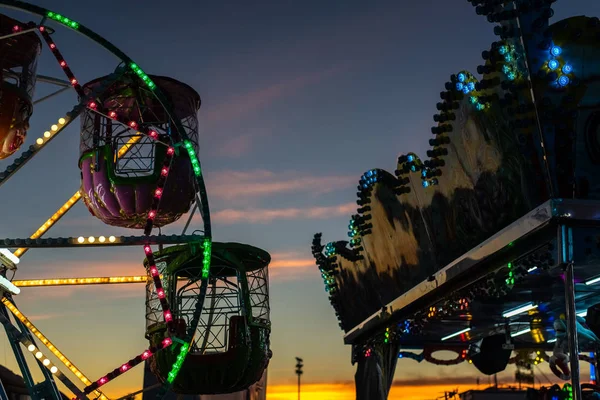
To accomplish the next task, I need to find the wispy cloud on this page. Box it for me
[211,202,356,224]
[27,311,85,322]
[202,64,350,157]
[203,64,349,128]
[206,169,355,201]
[269,251,316,281]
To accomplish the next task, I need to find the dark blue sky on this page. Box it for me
[0,0,598,397]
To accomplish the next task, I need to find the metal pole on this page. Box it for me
[565,262,583,400]
[297,373,300,400]
[512,1,555,198]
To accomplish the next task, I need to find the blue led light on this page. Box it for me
[469,96,477,104]
[551,46,562,57]
[476,103,485,111]
[558,75,570,87]
[456,82,463,91]
[498,45,508,55]
[507,72,516,81]
[548,60,559,70]
[422,181,429,188]
[407,155,414,162]
[462,86,470,94]
[457,73,466,83]
[467,82,475,91]
[562,64,573,74]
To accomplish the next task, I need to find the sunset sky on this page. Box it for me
[0,0,599,399]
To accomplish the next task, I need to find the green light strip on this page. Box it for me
[166,238,211,386]
[202,238,211,279]
[46,11,79,29]
[129,62,157,90]
[183,140,202,176]
[166,342,189,384]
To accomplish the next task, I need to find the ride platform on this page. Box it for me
[345,199,600,390]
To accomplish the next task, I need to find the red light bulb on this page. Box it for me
[109,111,117,118]
[88,101,97,109]
[39,26,45,32]
[161,167,168,176]
[12,25,20,32]
[157,288,165,299]
[141,350,152,360]
[49,43,56,49]
[98,377,108,385]
[120,363,130,372]
[71,78,78,85]
[167,147,175,156]
[149,130,158,139]
[162,338,173,347]
[154,188,163,198]
[164,311,172,322]
[148,210,156,219]
[59,61,66,67]
[144,245,152,255]
[149,266,159,276]
[128,121,137,129]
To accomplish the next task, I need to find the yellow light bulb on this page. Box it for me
[36,138,43,145]
[42,359,50,366]
[109,236,116,242]
[58,118,66,125]
[88,236,95,243]
[77,237,84,243]
[99,236,106,243]
[35,352,42,359]
[43,131,51,138]
[51,124,58,131]
[27,344,35,352]
[50,366,58,374]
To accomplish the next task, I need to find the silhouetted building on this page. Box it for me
[459,388,527,400]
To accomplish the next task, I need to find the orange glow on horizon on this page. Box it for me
[109,381,535,400]
[265,382,477,400]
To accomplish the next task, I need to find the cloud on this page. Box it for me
[206,170,355,201]
[26,311,85,322]
[202,64,350,157]
[211,202,357,224]
[269,251,316,281]
[202,64,349,128]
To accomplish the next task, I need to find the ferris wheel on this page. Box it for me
[0,1,272,399]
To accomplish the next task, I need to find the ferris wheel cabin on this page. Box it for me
[78,75,201,229]
[144,243,272,394]
[0,14,41,159]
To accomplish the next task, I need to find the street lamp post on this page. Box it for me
[295,357,303,400]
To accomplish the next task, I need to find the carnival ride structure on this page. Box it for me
[311,1,600,399]
[0,1,272,400]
